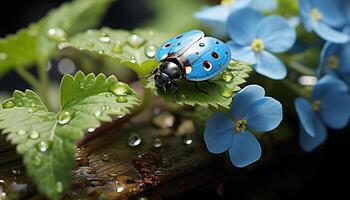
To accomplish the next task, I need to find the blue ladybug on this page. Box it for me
[151,30,231,92]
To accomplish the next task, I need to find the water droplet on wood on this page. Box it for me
[128,134,142,147]
[152,138,162,148]
[182,134,193,145]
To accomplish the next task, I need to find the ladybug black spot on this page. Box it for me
[211,52,219,59]
[176,35,183,39]
[164,43,172,48]
[203,61,212,70]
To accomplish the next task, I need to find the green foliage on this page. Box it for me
[146,60,252,109]
[66,28,169,76]
[0,72,140,199]
[0,0,114,77]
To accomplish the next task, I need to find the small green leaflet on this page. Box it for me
[0,71,140,199]
[0,0,114,77]
[66,28,169,76]
[146,60,252,109]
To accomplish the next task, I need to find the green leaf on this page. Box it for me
[146,60,252,109]
[0,23,40,77]
[0,72,140,199]
[36,0,115,63]
[66,28,169,75]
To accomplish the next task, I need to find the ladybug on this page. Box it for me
[151,30,231,92]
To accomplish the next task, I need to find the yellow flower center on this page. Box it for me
[312,100,321,111]
[310,8,322,21]
[235,119,247,132]
[251,38,265,52]
[327,55,339,69]
[221,0,235,6]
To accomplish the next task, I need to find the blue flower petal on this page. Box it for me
[318,90,350,129]
[204,113,234,154]
[338,42,350,75]
[311,21,350,44]
[229,131,262,168]
[231,85,265,120]
[317,42,339,77]
[194,5,230,25]
[251,0,277,12]
[313,75,348,99]
[298,0,313,31]
[255,51,287,80]
[227,8,263,46]
[256,15,296,53]
[294,98,323,137]
[243,97,283,132]
[299,125,327,152]
[227,41,256,64]
[316,0,346,28]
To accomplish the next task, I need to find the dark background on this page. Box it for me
[1,0,349,199]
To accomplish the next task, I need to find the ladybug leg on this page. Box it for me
[172,82,179,102]
[194,82,209,96]
[140,68,158,79]
[205,81,217,87]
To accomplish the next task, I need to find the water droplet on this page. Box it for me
[29,131,40,139]
[47,28,66,42]
[182,134,193,145]
[0,52,7,61]
[110,82,130,96]
[220,88,233,98]
[56,182,63,193]
[16,101,24,107]
[100,154,110,162]
[11,167,21,176]
[88,128,96,133]
[221,72,233,82]
[127,34,146,48]
[94,110,102,117]
[57,42,71,50]
[17,129,27,136]
[102,105,110,111]
[2,100,15,109]
[113,107,125,118]
[154,170,164,176]
[129,56,136,63]
[128,134,142,147]
[97,48,104,55]
[152,138,162,148]
[36,141,52,152]
[33,155,42,166]
[112,40,124,53]
[145,45,157,58]
[98,34,111,43]
[28,107,35,113]
[57,110,74,125]
[115,183,125,192]
[116,96,128,103]
[105,92,113,97]
[30,102,36,107]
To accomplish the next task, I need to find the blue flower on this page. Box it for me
[317,37,350,86]
[204,85,283,167]
[251,0,277,12]
[295,75,350,152]
[298,0,349,43]
[194,0,253,37]
[226,8,296,80]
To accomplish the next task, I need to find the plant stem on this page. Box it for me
[37,59,54,111]
[287,61,315,76]
[139,78,153,112]
[281,78,308,97]
[15,68,41,90]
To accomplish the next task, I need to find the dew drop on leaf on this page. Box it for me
[36,141,52,152]
[16,101,24,107]
[113,107,125,118]
[102,105,110,111]
[105,92,113,97]
[17,129,27,136]
[33,155,42,166]
[116,96,128,103]
[129,56,137,63]
[221,72,233,82]
[97,48,104,55]
[145,45,157,58]
[110,82,130,96]
[128,133,142,147]
[30,103,36,108]
[47,27,66,42]
[87,128,96,133]
[2,100,16,109]
[127,34,146,48]
[56,182,63,193]
[29,131,40,140]
[57,42,71,50]
[112,40,124,53]
[152,138,162,148]
[220,88,233,98]
[182,134,193,145]
[57,110,74,125]
[94,110,102,117]
[98,34,111,43]
[0,52,7,61]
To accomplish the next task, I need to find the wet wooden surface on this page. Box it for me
[0,108,227,200]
